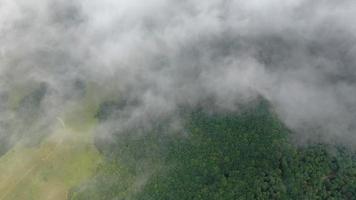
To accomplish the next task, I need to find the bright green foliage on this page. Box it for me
[71,100,356,200]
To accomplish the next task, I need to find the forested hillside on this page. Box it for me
[70,100,356,200]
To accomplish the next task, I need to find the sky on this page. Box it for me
[1,0,356,146]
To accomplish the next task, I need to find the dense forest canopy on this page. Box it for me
[70,100,356,200]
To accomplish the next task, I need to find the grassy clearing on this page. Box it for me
[0,119,101,200]
[0,84,103,200]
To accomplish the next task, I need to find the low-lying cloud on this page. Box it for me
[1,0,356,145]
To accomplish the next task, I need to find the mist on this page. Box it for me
[1,0,356,146]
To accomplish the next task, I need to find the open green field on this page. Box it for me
[0,85,102,200]
[0,124,100,200]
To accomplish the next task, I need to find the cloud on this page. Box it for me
[1,0,356,145]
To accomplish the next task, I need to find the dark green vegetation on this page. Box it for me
[70,100,356,200]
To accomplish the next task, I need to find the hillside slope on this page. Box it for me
[71,100,356,200]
